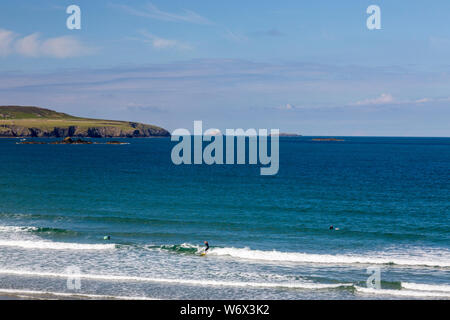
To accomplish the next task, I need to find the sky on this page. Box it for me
[0,0,449,136]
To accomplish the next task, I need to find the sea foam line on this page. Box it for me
[0,288,154,300]
[0,269,351,290]
[355,287,450,298]
[0,240,115,250]
[207,247,450,268]
[401,282,450,293]
[0,226,38,233]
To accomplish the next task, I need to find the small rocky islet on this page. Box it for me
[18,137,128,145]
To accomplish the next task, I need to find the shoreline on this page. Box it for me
[0,288,154,300]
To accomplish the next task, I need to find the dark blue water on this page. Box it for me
[0,137,449,299]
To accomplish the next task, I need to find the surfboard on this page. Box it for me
[200,252,207,256]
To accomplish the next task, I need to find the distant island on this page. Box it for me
[312,138,345,142]
[0,106,170,138]
[270,133,302,137]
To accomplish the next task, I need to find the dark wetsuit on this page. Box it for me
[204,242,210,252]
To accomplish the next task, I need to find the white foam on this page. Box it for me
[0,288,154,300]
[0,269,352,290]
[207,247,450,268]
[0,226,37,233]
[0,240,115,250]
[402,282,450,293]
[356,287,450,298]
[180,243,200,249]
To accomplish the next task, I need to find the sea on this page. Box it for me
[0,136,448,299]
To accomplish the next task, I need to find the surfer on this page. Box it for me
[204,241,209,253]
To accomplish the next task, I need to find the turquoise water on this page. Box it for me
[0,137,449,299]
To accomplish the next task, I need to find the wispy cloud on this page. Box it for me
[0,29,96,58]
[112,2,212,25]
[1,59,450,135]
[411,96,450,104]
[126,103,168,114]
[250,28,284,38]
[353,93,394,106]
[429,36,450,50]
[225,30,248,43]
[351,93,450,107]
[276,103,296,110]
[134,31,192,50]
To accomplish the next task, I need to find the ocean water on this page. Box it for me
[0,136,448,299]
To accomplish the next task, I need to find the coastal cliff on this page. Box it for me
[0,106,170,138]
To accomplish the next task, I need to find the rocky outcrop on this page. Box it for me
[0,124,170,138]
[0,106,170,138]
[55,137,93,144]
[19,137,128,145]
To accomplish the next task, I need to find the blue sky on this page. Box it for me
[1,0,449,136]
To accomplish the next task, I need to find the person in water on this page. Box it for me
[204,241,209,253]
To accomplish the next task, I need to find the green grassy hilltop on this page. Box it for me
[0,106,170,137]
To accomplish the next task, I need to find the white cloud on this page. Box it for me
[353,93,394,106]
[351,94,450,107]
[412,97,450,104]
[277,103,295,110]
[0,29,16,56]
[150,36,177,49]
[138,31,191,50]
[413,98,431,104]
[40,36,94,58]
[0,29,95,58]
[15,33,41,57]
[113,2,212,25]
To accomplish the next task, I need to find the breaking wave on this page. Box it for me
[0,240,115,250]
[206,246,450,268]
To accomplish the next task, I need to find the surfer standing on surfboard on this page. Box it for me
[204,241,209,253]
